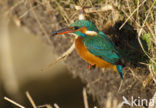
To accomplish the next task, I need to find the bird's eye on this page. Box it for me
[73,26,79,30]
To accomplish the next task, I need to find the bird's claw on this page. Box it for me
[88,64,96,70]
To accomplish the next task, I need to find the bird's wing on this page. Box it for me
[98,31,115,46]
[83,34,120,64]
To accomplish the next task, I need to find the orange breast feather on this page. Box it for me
[75,37,117,71]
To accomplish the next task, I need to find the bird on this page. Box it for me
[52,20,123,79]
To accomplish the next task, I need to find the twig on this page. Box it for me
[4,97,25,108]
[47,37,76,68]
[125,0,132,15]
[146,22,156,45]
[28,0,52,45]
[118,80,123,93]
[19,5,40,19]
[119,0,147,30]
[83,88,89,108]
[129,67,142,82]
[5,0,25,15]
[75,5,114,13]
[87,0,93,6]
[26,91,37,108]
[54,103,60,108]
[118,80,136,94]
[38,104,52,108]
[75,5,119,22]
[87,77,102,88]
[41,35,76,72]
[53,0,70,24]
[136,0,140,23]
[142,71,153,88]
[149,65,156,84]
[120,6,142,28]
[106,93,112,108]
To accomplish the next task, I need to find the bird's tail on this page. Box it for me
[113,65,123,79]
[117,65,123,79]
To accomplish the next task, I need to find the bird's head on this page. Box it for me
[52,20,99,37]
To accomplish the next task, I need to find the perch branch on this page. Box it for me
[47,36,76,69]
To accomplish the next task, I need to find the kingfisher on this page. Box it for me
[52,20,123,79]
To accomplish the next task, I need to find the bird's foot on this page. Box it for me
[88,64,96,70]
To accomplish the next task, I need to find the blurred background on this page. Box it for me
[0,16,92,108]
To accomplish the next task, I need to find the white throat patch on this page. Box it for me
[85,31,98,36]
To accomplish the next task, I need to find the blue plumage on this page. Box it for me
[116,65,123,79]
